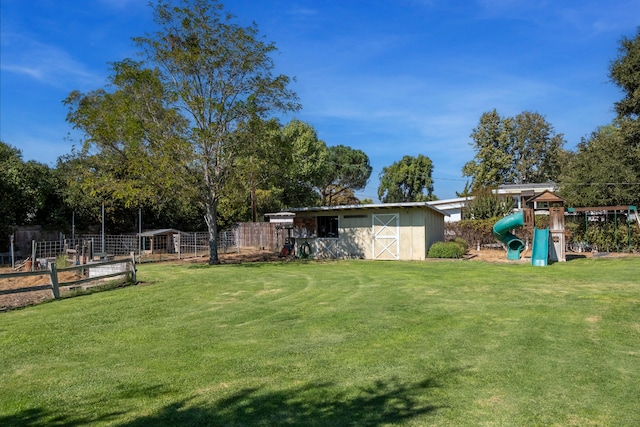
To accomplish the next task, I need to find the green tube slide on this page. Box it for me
[492,211,525,260]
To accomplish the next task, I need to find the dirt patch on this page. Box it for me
[467,248,639,263]
[0,269,83,312]
[586,315,602,323]
[0,249,281,311]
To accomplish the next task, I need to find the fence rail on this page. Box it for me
[0,257,136,309]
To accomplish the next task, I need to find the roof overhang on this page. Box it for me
[138,228,180,237]
[289,202,448,217]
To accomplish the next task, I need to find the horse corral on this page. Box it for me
[0,249,279,311]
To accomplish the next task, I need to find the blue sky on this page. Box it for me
[1,0,638,201]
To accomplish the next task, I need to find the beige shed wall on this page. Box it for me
[294,206,444,261]
[395,209,422,260]
[425,208,445,251]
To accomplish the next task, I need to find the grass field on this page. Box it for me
[1,257,639,426]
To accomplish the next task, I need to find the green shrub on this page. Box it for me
[452,237,469,253]
[55,254,70,269]
[428,241,465,258]
[462,187,514,220]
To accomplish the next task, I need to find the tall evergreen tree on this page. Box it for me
[317,145,372,206]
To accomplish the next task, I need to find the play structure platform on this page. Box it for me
[492,190,566,266]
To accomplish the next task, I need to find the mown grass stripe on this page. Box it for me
[0,258,639,426]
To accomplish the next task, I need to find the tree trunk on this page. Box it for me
[204,201,220,265]
[250,156,258,223]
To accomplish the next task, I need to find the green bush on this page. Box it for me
[428,241,465,258]
[462,188,514,220]
[452,237,469,253]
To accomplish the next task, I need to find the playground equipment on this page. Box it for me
[492,191,566,266]
[531,228,549,266]
[492,211,526,260]
[566,205,639,252]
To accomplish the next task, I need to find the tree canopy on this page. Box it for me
[377,155,435,203]
[560,124,638,206]
[64,0,300,263]
[610,28,640,120]
[317,145,372,206]
[462,110,566,191]
[135,0,301,264]
[64,60,193,209]
[0,142,66,250]
[561,28,640,207]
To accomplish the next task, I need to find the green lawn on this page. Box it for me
[1,257,639,426]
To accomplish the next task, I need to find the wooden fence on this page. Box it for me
[235,222,279,251]
[0,255,136,307]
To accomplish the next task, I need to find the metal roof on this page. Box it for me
[289,201,448,216]
[138,228,181,237]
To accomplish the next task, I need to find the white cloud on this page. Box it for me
[0,33,103,89]
[97,0,147,10]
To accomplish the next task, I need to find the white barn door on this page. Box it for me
[372,213,400,260]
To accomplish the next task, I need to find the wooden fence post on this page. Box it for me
[49,262,60,299]
[31,240,36,272]
[130,252,137,284]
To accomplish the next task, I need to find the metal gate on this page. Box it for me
[372,214,399,260]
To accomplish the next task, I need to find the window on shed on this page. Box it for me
[317,216,339,238]
[294,217,316,237]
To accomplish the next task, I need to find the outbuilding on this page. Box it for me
[138,229,181,255]
[289,202,446,260]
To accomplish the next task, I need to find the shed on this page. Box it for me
[290,202,446,260]
[138,229,181,254]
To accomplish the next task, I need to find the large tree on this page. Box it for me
[134,0,300,264]
[217,119,332,224]
[462,110,566,191]
[317,145,372,206]
[220,116,285,223]
[277,119,328,208]
[611,28,640,121]
[609,28,640,205]
[64,59,200,234]
[64,60,193,210]
[378,154,436,203]
[0,142,65,250]
[461,109,513,189]
[561,28,640,207]
[560,124,638,206]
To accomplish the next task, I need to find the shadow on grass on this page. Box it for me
[1,377,444,426]
[118,377,443,426]
[0,407,126,426]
